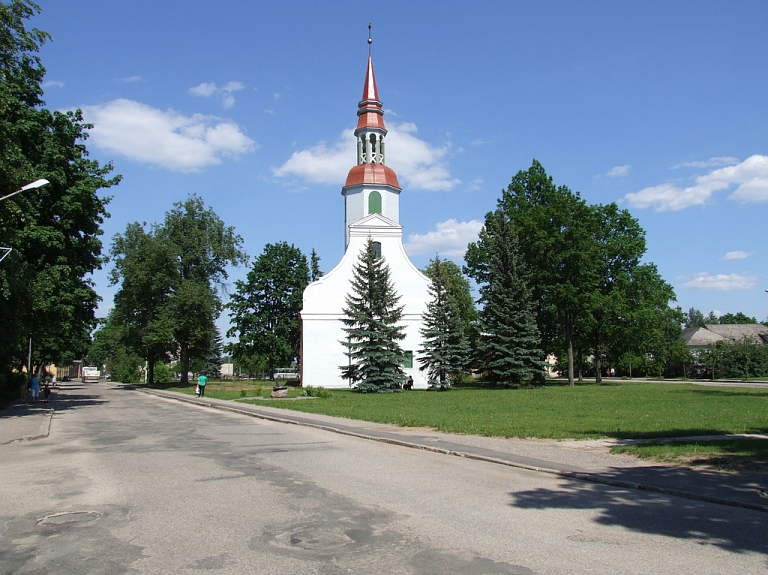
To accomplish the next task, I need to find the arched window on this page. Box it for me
[372,241,382,259]
[368,191,382,214]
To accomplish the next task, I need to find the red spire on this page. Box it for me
[356,56,387,133]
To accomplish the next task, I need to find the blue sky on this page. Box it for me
[31,0,768,331]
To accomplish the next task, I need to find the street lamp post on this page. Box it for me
[0,179,50,263]
[0,178,50,203]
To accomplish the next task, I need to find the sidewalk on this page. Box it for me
[0,394,55,445]
[134,385,768,514]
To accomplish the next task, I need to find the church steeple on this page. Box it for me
[354,57,387,165]
[341,37,402,247]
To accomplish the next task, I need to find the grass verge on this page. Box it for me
[249,383,768,440]
[141,378,304,400]
[611,439,768,475]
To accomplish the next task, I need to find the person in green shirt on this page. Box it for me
[197,374,207,397]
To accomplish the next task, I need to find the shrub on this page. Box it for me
[301,385,332,398]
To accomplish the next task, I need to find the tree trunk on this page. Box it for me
[566,322,574,386]
[180,343,190,386]
[577,348,583,382]
[595,342,602,384]
[147,354,155,385]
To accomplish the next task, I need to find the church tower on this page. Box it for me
[342,56,402,246]
[300,48,430,389]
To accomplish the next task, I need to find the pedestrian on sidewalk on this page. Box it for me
[43,383,51,404]
[197,373,207,397]
[29,373,40,404]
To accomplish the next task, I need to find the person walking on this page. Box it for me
[43,383,51,404]
[197,373,207,397]
[29,373,41,404]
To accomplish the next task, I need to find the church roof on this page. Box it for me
[344,164,401,188]
[355,56,387,133]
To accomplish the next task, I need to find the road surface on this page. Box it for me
[1,382,766,574]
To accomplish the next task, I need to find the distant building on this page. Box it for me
[682,324,768,351]
[300,55,430,389]
[220,363,234,378]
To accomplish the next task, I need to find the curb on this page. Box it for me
[0,392,56,445]
[133,386,768,515]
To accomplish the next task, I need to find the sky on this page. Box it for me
[30,0,768,334]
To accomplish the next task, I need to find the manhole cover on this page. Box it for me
[275,528,352,550]
[37,511,101,526]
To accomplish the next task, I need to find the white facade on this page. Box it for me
[300,56,430,389]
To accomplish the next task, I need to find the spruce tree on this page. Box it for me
[340,238,406,393]
[418,256,472,388]
[478,210,544,386]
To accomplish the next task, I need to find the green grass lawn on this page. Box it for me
[142,378,304,400]
[245,382,768,440]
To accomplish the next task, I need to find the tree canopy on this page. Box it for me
[226,241,309,378]
[1,0,120,375]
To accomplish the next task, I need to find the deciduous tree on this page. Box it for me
[159,195,247,385]
[0,0,120,376]
[226,241,309,379]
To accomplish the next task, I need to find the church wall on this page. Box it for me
[301,217,430,389]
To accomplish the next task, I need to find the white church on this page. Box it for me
[299,55,431,389]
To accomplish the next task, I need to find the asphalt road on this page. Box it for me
[1,383,766,574]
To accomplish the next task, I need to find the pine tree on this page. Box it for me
[310,248,323,281]
[418,256,472,388]
[340,238,406,393]
[478,210,544,386]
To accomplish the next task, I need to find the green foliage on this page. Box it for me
[465,161,680,384]
[704,337,768,379]
[109,222,175,384]
[422,257,479,354]
[718,311,758,325]
[475,210,544,386]
[685,307,706,328]
[418,255,472,387]
[88,313,142,383]
[466,160,597,385]
[226,241,309,378]
[152,361,173,383]
[340,238,406,393]
[158,195,246,385]
[0,1,120,373]
[301,385,332,398]
[310,248,323,282]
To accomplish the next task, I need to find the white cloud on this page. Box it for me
[404,219,483,259]
[671,156,739,169]
[273,122,460,191]
[622,154,768,211]
[121,76,144,83]
[721,251,751,260]
[467,178,483,192]
[680,272,757,291]
[274,93,280,100]
[42,80,64,88]
[189,81,244,108]
[81,99,256,172]
[606,165,630,177]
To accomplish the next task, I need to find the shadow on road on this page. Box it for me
[509,468,768,559]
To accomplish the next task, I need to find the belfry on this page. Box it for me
[299,48,430,388]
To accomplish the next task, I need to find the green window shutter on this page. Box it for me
[368,191,382,214]
[403,351,413,369]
